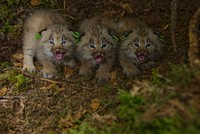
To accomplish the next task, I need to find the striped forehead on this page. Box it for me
[51,33,64,40]
[138,28,148,37]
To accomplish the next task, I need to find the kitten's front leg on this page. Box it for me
[37,53,56,78]
[119,56,140,77]
[79,60,93,77]
[63,58,76,68]
[41,61,56,78]
[141,61,156,70]
[22,47,36,73]
[96,59,113,84]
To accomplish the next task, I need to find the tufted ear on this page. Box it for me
[71,30,85,44]
[40,29,52,42]
[147,28,164,54]
[106,28,120,42]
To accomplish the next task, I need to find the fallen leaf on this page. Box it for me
[92,113,117,125]
[109,71,117,85]
[162,24,169,30]
[74,106,87,120]
[40,83,55,90]
[59,109,76,131]
[12,61,23,67]
[30,0,42,6]
[64,66,74,79]
[120,3,133,13]
[90,99,100,112]
[11,52,23,67]
[12,53,23,61]
[130,80,154,97]
[0,87,8,97]
[168,99,192,119]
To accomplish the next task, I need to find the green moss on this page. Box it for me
[15,74,32,91]
[0,70,32,91]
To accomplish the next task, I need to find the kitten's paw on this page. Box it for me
[78,67,92,77]
[21,64,36,73]
[63,59,76,67]
[96,72,110,84]
[123,67,140,77]
[42,68,56,78]
[141,61,156,70]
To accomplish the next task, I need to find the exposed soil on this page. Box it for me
[1,0,200,133]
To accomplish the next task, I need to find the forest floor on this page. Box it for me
[1,0,200,134]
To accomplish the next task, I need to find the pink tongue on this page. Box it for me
[95,56,102,63]
[138,55,145,61]
[55,52,63,60]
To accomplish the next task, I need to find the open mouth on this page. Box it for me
[94,53,104,63]
[53,49,65,61]
[136,51,147,62]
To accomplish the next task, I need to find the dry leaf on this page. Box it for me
[12,53,23,61]
[109,71,117,86]
[30,0,42,6]
[11,52,23,67]
[59,109,76,129]
[162,24,169,30]
[0,87,8,97]
[168,99,192,119]
[12,62,23,67]
[92,113,117,125]
[120,3,133,13]
[40,83,55,90]
[130,80,154,97]
[64,66,74,79]
[90,99,100,112]
[75,106,87,120]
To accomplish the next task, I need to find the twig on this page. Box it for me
[188,6,200,67]
[107,0,133,13]
[63,0,66,9]
[170,0,179,52]
[0,96,26,100]
[39,77,65,84]
[22,71,65,84]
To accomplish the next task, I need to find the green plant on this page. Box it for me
[15,74,32,91]
[117,90,143,121]
[68,123,98,134]
[0,70,32,91]
[151,69,171,86]
[167,64,193,87]
[0,62,11,68]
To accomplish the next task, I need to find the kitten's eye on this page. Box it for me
[61,36,67,45]
[89,44,96,48]
[145,43,152,48]
[101,43,107,48]
[49,40,54,45]
[133,42,140,48]
[61,40,66,45]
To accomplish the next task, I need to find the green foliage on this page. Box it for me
[0,1,22,37]
[102,84,113,93]
[166,64,193,87]
[14,74,32,91]
[151,69,164,86]
[0,62,11,68]
[117,90,143,121]
[68,123,98,134]
[0,70,32,91]
[151,64,194,88]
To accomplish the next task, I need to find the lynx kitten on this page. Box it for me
[22,10,75,78]
[76,17,117,83]
[118,17,163,76]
